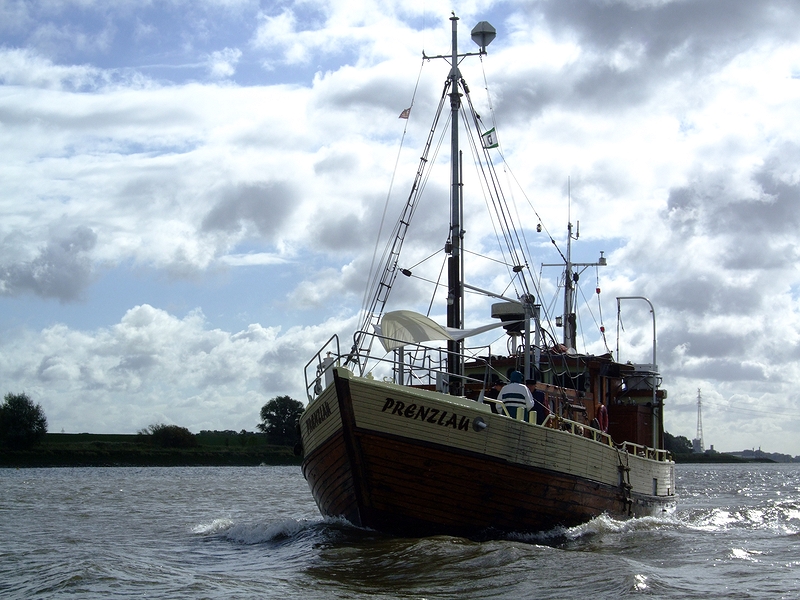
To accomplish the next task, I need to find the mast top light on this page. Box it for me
[471,21,496,53]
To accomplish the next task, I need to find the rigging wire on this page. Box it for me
[537,262,570,351]
[466,113,527,276]
[459,109,521,292]
[356,79,449,331]
[702,401,800,419]
[405,248,445,272]
[428,255,448,317]
[360,58,426,321]
[356,43,608,367]
[477,56,562,311]
[476,55,539,269]
[445,74,581,362]
[460,78,540,306]
[473,55,583,349]
[575,272,610,353]
[479,52,567,267]
[345,72,456,370]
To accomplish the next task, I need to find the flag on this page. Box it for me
[399,107,411,119]
[482,127,498,149]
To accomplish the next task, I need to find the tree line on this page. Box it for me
[0,392,305,450]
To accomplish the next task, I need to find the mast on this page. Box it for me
[362,15,493,392]
[563,222,578,350]
[446,14,464,392]
[542,181,606,351]
[563,179,573,349]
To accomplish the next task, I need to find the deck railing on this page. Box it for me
[304,335,341,402]
[538,414,670,461]
[304,330,495,402]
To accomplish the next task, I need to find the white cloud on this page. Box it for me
[0,304,334,433]
[0,47,105,90]
[206,47,242,78]
[2,0,800,454]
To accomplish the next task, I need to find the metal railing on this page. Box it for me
[304,335,341,402]
[304,330,495,402]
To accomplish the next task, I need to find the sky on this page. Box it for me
[2,0,800,455]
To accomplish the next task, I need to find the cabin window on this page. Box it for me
[652,478,658,495]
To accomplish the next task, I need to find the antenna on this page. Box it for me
[692,389,705,453]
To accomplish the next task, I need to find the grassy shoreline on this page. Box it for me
[0,432,302,468]
[2,434,779,468]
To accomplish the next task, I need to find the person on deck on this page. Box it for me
[498,370,534,418]
[484,375,504,399]
[483,375,505,413]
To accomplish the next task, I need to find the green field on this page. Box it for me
[0,432,303,468]
[3,433,776,468]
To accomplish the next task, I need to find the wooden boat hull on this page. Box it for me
[301,367,675,537]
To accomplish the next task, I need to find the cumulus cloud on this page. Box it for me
[0,304,350,433]
[2,0,800,453]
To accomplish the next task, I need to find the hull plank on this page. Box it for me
[302,431,359,522]
[353,430,623,535]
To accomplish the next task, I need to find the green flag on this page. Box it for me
[482,127,498,149]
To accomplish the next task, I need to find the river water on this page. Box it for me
[1,463,798,599]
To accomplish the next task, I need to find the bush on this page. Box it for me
[140,423,197,448]
[0,392,48,450]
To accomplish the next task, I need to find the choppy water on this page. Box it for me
[1,463,798,599]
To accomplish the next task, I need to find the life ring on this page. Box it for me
[597,404,609,433]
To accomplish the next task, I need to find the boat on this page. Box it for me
[298,14,675,537]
